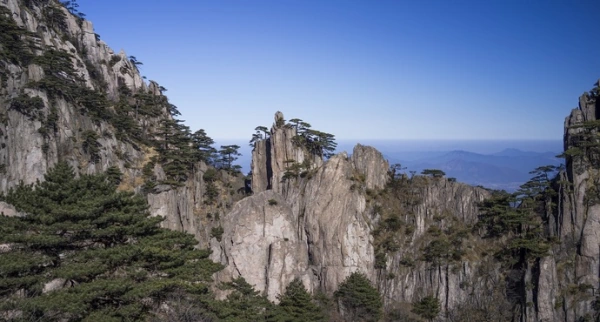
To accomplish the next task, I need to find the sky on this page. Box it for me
[77,0,600,142]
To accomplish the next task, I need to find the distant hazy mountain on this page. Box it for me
[231,140,562,192]
[389,148,562,192]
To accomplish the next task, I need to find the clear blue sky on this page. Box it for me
[79,0,600,141]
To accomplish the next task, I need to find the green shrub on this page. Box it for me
[82,130,101,163]
[204,181,219,204]
[211,226,224,242]
[374,252,387,269]
[383,214,403,232]
[421,169,445,178]
[334,272,382,322]
[399,256,415,267]
[105,166,122,186]
[10,94,44,120]
[412,296,440,321]
[274,279,327,322]
[109,55,122,67]
[0,6,36,66]
[203,168,218,182]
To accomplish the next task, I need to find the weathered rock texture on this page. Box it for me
[210,191,311,301]
[527,89,600,322]
[251,112,322,195]
[378,178,489,302]
[221,112,492,309]
[4,1,600,320]
[352,144,389,190]
[0,0,237,244]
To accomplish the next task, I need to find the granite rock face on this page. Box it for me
[0,0,223,241]
[210,190,311,302]
[251,111,322,195]
[352,144,389,190]
[4,1,600,320]
[226,112,491,306]
[528,89,600,322]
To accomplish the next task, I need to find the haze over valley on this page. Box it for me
[226,139,563,191]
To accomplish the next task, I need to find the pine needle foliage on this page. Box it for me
[274,278,326,322]
[412,296,440,321]
[334,272,383,322]
[0,162,222,321]
[212,277,274,321]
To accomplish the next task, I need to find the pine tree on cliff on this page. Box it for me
[288,119,337,159]
[0,162,222,321]
[218,144,242,171]
[192,129,217,164]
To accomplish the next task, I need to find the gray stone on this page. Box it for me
[352,144,389,190]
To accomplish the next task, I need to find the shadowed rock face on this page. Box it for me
[291,152,375,293]
[251,112,322,195]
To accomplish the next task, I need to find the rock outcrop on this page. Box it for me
[0,0,238,243]
[528,88,600,322]
[251,112,322,195]
[5,1,600,320]
[352,144,389,190]
[0,201,24,217]
[220,112,491,307]
[210,190,311,301]
[0,0,148,187]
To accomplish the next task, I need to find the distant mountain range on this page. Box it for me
[229,140,563,192]
[387,148,562,191]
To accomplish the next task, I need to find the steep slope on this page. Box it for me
[530,86,600,322]
[4,1,600,321]
[0,0,241,244]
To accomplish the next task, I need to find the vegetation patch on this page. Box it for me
[9,94,45,120]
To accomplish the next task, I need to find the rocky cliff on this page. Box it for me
[0,0,241,245]
[213,111,493,312]
[528,87,600,322]
[3,1,600,321]
[213,98,600,320]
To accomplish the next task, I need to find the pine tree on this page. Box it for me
[155,119,196,183]
[287,119,337,159]
[212,277,275,321]
[0,162,222,321]
[334,272,382,322]
[274,278,326,322]
[191,129,217,164]
[218,145,242,171]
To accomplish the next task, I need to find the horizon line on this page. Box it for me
[212,138,563,142]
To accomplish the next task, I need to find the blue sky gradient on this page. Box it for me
[79,0,600,141]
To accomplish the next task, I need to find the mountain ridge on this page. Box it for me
[0,1,599,321]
